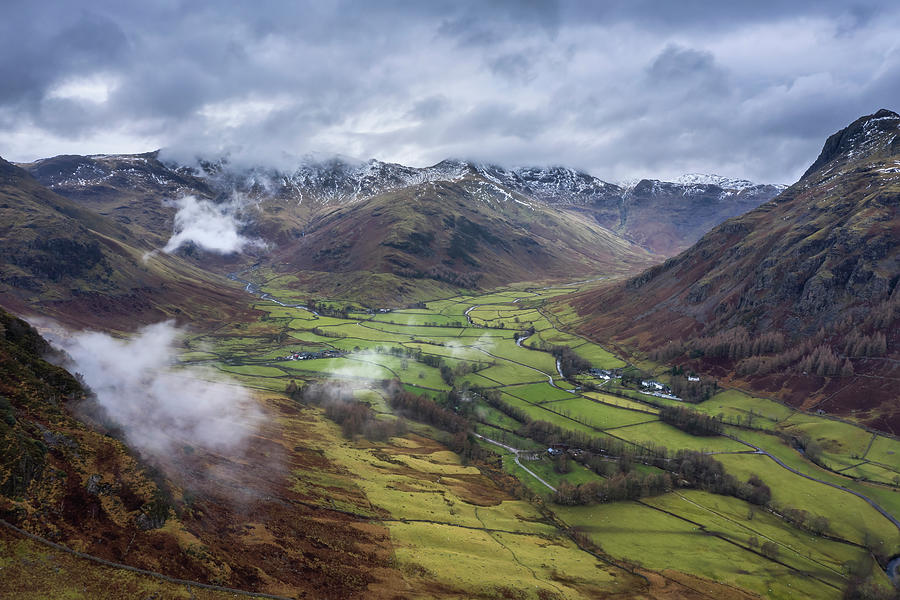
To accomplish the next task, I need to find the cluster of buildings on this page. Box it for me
[588,368,620,380]
[545,443,587,458]
[639,379,682,401]
[279,349,344,361]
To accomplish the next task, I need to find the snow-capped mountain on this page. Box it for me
[675,173,759,189]
[20,152,785,256]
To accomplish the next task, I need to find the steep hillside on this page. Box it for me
[470,165,783,254]
[568,109,900,431]
[595,177,785,255]
[262,176,655,300]
[0,157,250,329]
[0,308,407,598]
[24,152,215,245]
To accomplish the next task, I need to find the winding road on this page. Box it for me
[464,343,569,391]
[473,433,557,492]
[726,434,900,532]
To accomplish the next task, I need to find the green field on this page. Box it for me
[499,393,600,436]
[217,364,289,377]
[556,501,845,599]
[611,420,748,453]
[866,435,900,476]
[716,453,900,549]
[504,382,578,404]
[543,397,658,429]
[778,413,875,464]
[370,311,465,326]
[693,389,795,427]
[188,278,900,600]
[582,391,659,412]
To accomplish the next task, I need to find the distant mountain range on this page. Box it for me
[1,150,783,308]
[22,153,784,256]
[569,109,900,432]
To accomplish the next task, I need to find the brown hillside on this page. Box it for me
[263,176,656,299]
[568,110,900,432]
[0,157,252,329]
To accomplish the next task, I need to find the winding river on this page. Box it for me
[228,270,319,315]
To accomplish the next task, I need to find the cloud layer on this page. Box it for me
[46,321,263,459]
[3,1,900,182]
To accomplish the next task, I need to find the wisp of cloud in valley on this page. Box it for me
[46,320,264,460]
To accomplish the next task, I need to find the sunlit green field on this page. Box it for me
[543,397,657,429]
[182,277,900,600]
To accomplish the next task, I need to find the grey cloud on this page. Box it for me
[408,96,450,120]
[562,1,888,31]
[646,45,728,96]
[2,1,900,184]
[489,52,537,83]
[0,10,127,106]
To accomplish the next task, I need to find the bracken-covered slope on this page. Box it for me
[591,177,785,255]
[0,157,249,329]
[568,109,900,432]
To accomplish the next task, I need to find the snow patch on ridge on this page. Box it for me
[676,173,757,190]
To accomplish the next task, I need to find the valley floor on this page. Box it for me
[7,275,900,599]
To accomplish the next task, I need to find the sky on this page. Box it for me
[2,1,899,183]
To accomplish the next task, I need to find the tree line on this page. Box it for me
[659,405,724,436]
[289,377,496,464]
[666,371,719,403]
[288,380,407,441]
[650,326,785,362]
[648,309,895,381]
[480,389,774,506]
[305,301,351,319]
[387,385,492,463]
[553,471,673,505]
[549,345,591,379]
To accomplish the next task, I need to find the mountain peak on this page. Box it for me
[802,109,900,179]
[675,173,757,190]
[871,108,899,119]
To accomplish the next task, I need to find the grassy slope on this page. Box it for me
[0,309,408,599]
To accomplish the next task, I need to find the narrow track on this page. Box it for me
[473,433,557,492]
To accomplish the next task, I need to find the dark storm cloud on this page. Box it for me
[0,9,128,105]
[2,0,900,183]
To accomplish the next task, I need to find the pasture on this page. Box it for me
[183,277,900,600]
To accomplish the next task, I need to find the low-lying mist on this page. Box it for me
[45,320,264,461]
